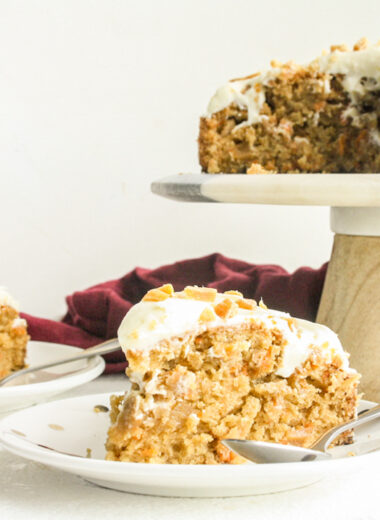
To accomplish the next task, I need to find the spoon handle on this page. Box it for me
[0,338,120,387]
[311,403,380,452]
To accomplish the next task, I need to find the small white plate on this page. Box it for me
[0,341,105,412]
[0,393,379,497]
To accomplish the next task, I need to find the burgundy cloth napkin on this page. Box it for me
[22,253,327,373]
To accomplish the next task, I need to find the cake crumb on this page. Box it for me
[247,163,276,175]
[48,424,64,431]
[11,429,26,437]
[94,404,109,413]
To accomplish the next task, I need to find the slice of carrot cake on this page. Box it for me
[199,38,380,173]
[0,288,29,378]
[106,285,359,464]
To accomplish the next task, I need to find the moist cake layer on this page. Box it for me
[106,285,359,464]
[199,38,380,173]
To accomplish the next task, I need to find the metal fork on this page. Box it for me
[223,403,380,463]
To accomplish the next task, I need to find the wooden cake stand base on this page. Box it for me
[152,174,380,400]
[317,207,380,401]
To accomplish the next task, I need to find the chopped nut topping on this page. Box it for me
[214,298,238,319]
[184,286,217,302]
[143,286,172,302]
[159,284,174,295]
[237,298,257,310]
[270,59,283,68]
[174,290,188,299]
[224,290,243,297]
[199,307,217,322]
[330,44,349,53]
[353,37,368,51]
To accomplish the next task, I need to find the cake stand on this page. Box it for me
[152,173,380,401]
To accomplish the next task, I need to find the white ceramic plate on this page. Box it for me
[0,341,105,412]
[0,392,379,497]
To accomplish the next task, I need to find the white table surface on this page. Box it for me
[1,374,379,520]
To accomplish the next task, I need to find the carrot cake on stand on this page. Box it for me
[0,288,29,379]
[199,38,380,174]
[106,285,359,464]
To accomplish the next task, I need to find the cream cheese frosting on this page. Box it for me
[0,287,19,310]
[118,291,351,379]
[205,41,380,134]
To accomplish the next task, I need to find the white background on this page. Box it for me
[1,0,380,317]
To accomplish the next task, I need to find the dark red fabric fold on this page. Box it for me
[22,253,327,373]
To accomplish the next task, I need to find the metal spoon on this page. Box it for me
[0,338,120,387]
[223,403,380,463]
